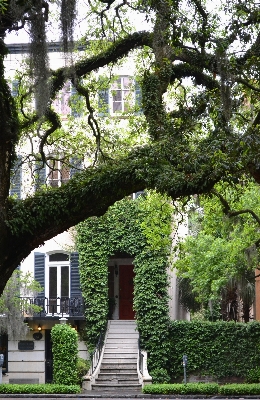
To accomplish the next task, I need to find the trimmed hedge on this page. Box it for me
[0,384,81,394]
[142,383,260,395]
[169,320,260,379]
[143,383,219,395]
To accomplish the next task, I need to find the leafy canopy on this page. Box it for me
[1,0,260,294]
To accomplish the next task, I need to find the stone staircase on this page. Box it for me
[92,320,142,393]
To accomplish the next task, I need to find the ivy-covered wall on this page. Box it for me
[76,191,173,369]
[168,320,260,380]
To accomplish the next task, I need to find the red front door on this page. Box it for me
[119,265,135,320]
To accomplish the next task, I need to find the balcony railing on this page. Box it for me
[20,296,84,317]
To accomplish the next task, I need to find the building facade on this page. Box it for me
[1,42,189,384]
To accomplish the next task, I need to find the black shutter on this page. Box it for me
[34,252,45,298]
[70,158,82,178]
[98,89,109,115]
[70,252,81,297]
[70,85,82,117]
[11,80,19,97]
[34,161,46,190]
[10,156,22,198]
[135,82,142,113]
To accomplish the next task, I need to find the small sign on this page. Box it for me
[18,340,34,351]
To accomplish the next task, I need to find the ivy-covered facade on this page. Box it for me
[76,191,189,371]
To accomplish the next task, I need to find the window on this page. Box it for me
[53,83,83,118]
[34,157,82,190]
[111,76,132,113]
[46,253,70,315]
[98,76,142,116]
[47,159,70,187]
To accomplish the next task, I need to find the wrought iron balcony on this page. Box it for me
[20,296,84,318]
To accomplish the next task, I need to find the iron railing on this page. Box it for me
[138,337,144,376]
[20,296,84,317]
[89,330,106,375]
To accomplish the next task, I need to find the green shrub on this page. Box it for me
[169,320,260,379]
[51,324,78,385]
[142,383,219,395]
[219,383,260,395]
[150,368,170,383]
[246,367,260,383]
[76,357,90,384]
[0,384,81,394]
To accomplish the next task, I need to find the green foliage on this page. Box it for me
[76,191,172,370]
[143,382,260,395]
[142,383,219,395]
[219,383,260,395]
[51,324,78,385]
[0,270,42,340]
[150,368,171,384]
[246,367,260,383]
[76,357,90,385]
[0,384,81,394]
[174,181,260,313]
[168,320,260,380]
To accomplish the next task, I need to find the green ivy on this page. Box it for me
[51,324,78,385]
[76,191,173,370]
[168,320,260,380]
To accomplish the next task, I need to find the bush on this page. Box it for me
[51,324,78,385]
[76,357,91,384]
[150,368,170,384]
[0,384,81,394]
[142,383,260,396]
[219,383,260,395]
[246,367,260,383]
[142,383,219,395]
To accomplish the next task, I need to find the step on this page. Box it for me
[105,343,138,349]
[92,384,142,392]
[100,364,137,374]
[104,349,138,354]
[106,338,138,343]
[103,355,137,360]
[97,373,138,380]
[95,378,139,384]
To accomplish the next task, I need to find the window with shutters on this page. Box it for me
[111,76,132,113]
[34,157,81,190]
[47,159,70,187]
[46,253,70,315]
[53,83,83,118]
[98,76,142,116]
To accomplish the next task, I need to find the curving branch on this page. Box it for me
[211,188,260,225]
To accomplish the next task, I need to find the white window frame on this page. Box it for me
[46,159,70,187]
[110,76,134,114]
[45,253,70,315]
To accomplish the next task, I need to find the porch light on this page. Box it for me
[59,317,68,324]
[114,263,118,277]
[37,324,42,331]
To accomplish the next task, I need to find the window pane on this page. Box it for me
[49,253,69,262]
[49,267,57,298]
[61,266,69,297]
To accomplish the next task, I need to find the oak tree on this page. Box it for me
[0,0,260,294]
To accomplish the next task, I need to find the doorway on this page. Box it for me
[119,265,135,320]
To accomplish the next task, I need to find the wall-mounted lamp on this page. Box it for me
[37,324,42,331]
[114,263,118,277]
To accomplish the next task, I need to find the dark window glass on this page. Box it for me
[61,266,69,297]
[49,253,69,262]
[49,267,57,298]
